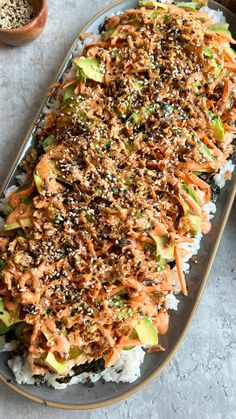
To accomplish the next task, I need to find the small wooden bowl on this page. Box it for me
[0,0,48,46]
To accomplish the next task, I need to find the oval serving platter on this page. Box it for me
[0,0,235,410]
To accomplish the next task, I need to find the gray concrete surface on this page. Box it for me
[0,1,235,418]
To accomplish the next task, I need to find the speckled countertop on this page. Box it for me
[0,1,235,418]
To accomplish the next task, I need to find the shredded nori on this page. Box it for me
[200,174,221,203]
[33,375,46,387]
[74,358,105,375]
[210,183,221,203]
[56,375,72,385]
[4,329,15,343]
[56,358,105,384]
[98,18,108,34]
[168,260,176,269]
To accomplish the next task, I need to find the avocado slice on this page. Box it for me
[63,84,77,103]
[149,234,174,264]
[34,173,43,194]
[149,234,169,254]
[188,215,201,235]
[179,213,201,235]
[4,221,20,231]
[208,113,225,142]
[0,297,4,312]
[208,23,232,37]
[156,255,167,272]
[44,352,67,375]
[181,183,201,205]
[0,309,12,328]
[133,317,158,346]
[200,143,215,161]
[3,218,31,232]
[42,135,55,151]
[73,57,105,83]
[212,119,225,142]
[174,2,203,11]
[177,196,189,216]
[2,203,13,215]
[69,346,83,360]
[162,244,175,260]
[139,1,168,9]
[0,298,21,335]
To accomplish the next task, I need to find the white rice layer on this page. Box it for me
[214,160,235,188]
[7,346,145,389]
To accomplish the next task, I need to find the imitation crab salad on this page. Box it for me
[0,0,235,389]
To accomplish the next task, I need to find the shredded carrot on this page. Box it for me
[142,284,178,293]
[174,246,188,296]
[222,78,232,103]
[197,132,222,157]
[8,185,35,209]
[153,311,169,334]
[85,238,95,253]
[48,82,61,90]
[17,185,35,199]
[96,241,114,257]
[224,62,236,70]
[130,294,143,303]
[214,33,236,44]
[178,189,202,215]
[139,236,154,244]
[224,124,236,132]
[222,107,236,122]
[183,161,215,172]
[115,339,141,349]
[74,79,85,94]
[123,278,142,291]
[126,8,144,15]
[208,68,227,92]
[62,79,78,89]
[184,173,211,202]
[98,325,115,347]
[105,349,118,368]
[223,49,236,64]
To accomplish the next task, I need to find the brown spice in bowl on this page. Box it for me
[0,0,34,30]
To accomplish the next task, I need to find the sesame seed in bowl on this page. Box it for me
[0,0,35,30]
[0,0,48,46]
